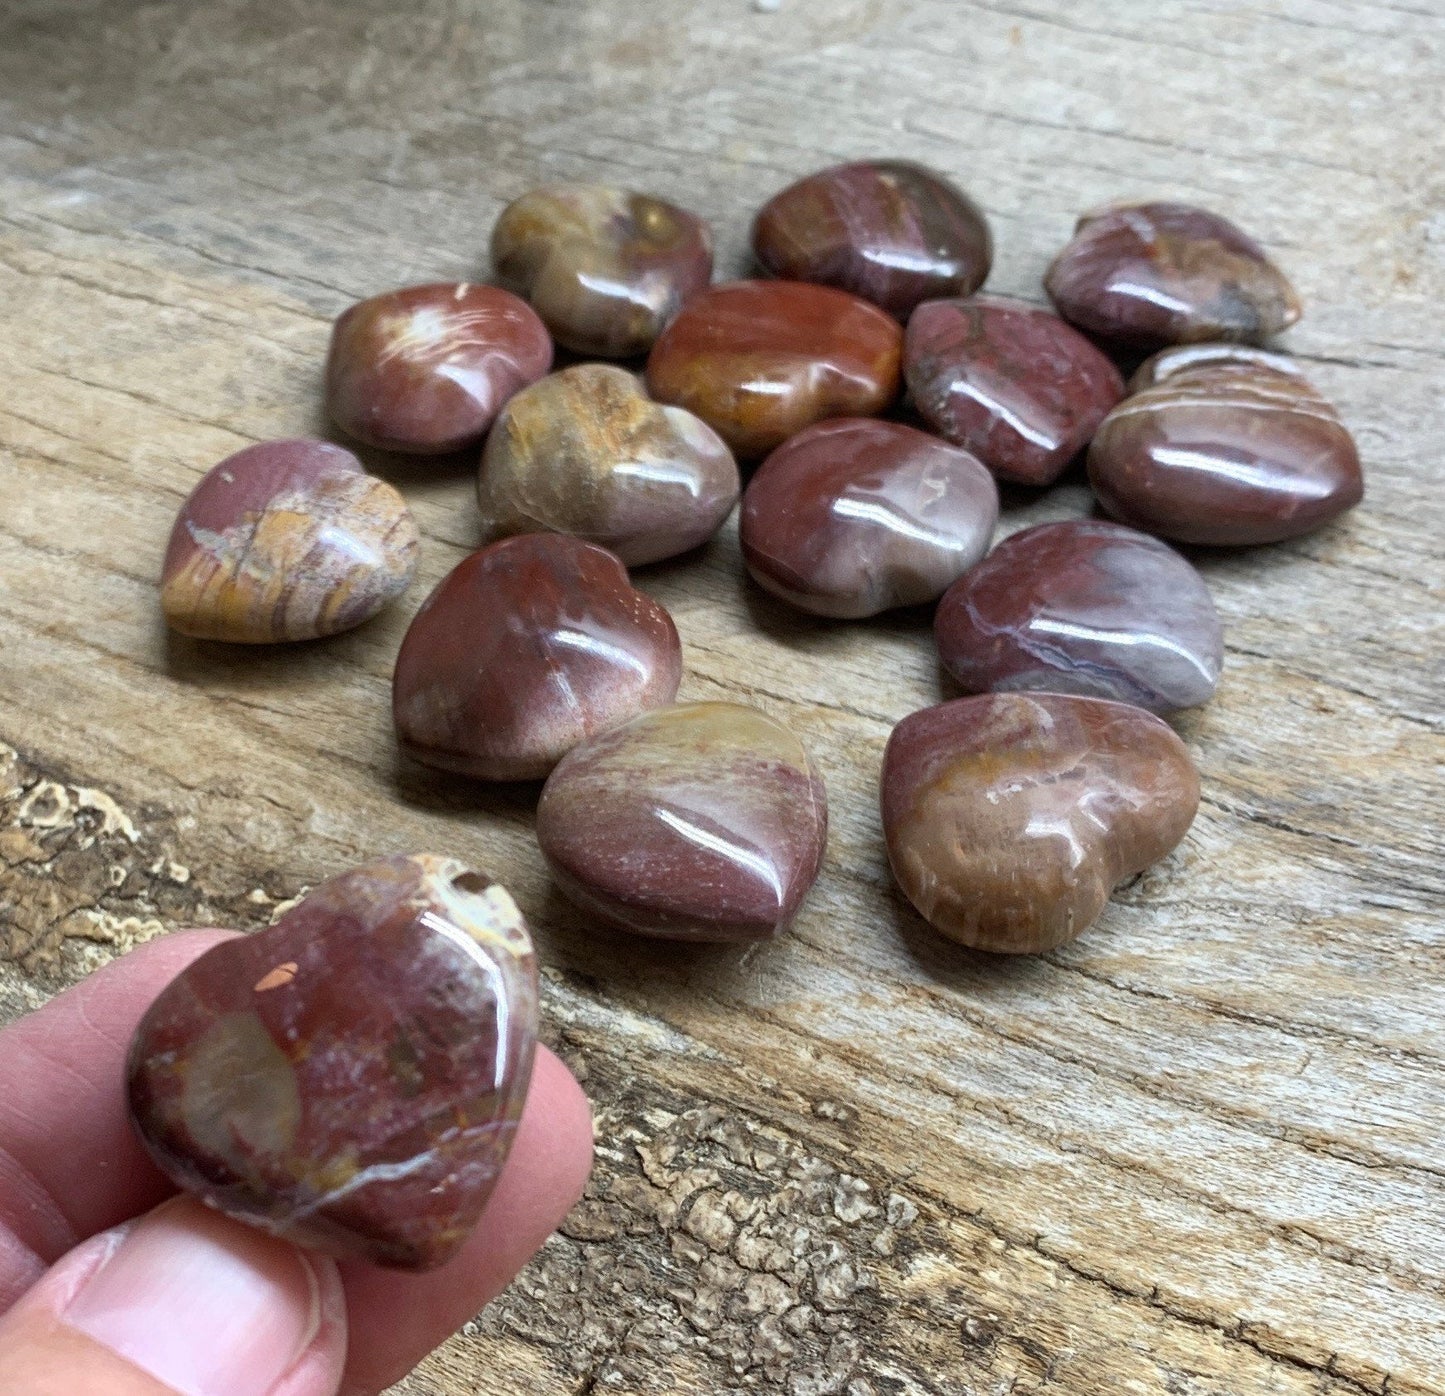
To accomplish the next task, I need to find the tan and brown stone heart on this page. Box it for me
[881,692,1200,954]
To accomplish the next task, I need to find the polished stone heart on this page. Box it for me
[325,282,553,453]
[646,280,902,458]
[882,693,1199,953]
[751,160,992,319]
[478,365,739,567]
[393,533,683,781]
[161,439,419,643]
[904,295,1125,486]
[1088,344,1363,546]
[935,519,1223,714]
[127,854,538,1269]
[537,702,828,941]
[1045,201,1301,347]
[740,418,998,618]
[492,183,713,357]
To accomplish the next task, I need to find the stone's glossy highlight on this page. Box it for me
[740,419,998,618]
[882,694,1199,954]
[325,283,552,453]
[537,702,828,942]
[491,184,713,358]
[645,280,903,458]
[751,160,992,319]
[393,534,682,781]
[1045,201,1302,347]
[478,365,739,566]
[905,295,1126,486]
[1088,344,1364,545]
[127,854,538,1270]
[935,520,1223,714]
[161,439,418,643]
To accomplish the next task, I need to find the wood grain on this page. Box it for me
[1,2,1442,1392]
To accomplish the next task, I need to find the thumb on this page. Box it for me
[0,1196,347,1396]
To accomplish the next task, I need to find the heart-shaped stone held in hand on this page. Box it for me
[126,854,538,1270]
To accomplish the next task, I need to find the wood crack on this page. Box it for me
[1047,958,1445,1075]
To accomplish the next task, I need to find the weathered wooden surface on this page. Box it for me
[2,2,1442,1392]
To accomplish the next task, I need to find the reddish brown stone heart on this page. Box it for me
[537,702,828,942]
[645,280,902,458]
[934,519,1223,714]
[1044,201,1301,347]
[904,295,1125,486]
[126,854,538,1270]
[1087,345,1363,546]
[751,160,992,319]
[739,418,997,618]
[393,534,682,781]
[325,282,553,454]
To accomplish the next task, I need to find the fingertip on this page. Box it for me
[510,1045,596,1220]
[116,929,241,976]
[0,927,249,1284]
[336,1044,594,1396]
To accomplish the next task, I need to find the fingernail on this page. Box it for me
[62,1197,322,1396]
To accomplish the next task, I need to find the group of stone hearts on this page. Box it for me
[134,162,1363,1272]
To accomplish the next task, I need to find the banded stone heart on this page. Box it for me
[934,519,1223,714]
[491,184,713,358]
[160,439,418,643]
[325,282,553,454]
[1087,345,1364,546]
[1044,200,1301,347]
[477,365,739,568]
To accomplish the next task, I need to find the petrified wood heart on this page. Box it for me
[881,693,1199,954]
[126,854,538,1270]
[1087,344,1364,546]
[324,282,553,454]
[393,533,683,781]
[161,439,419,643]
[1044,200,1301,347]
[933,519,1223,714]
[477,364,739,567]
[537,701,828,942]
[491,183,714,358]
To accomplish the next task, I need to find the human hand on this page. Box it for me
[0,930,593,1396]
